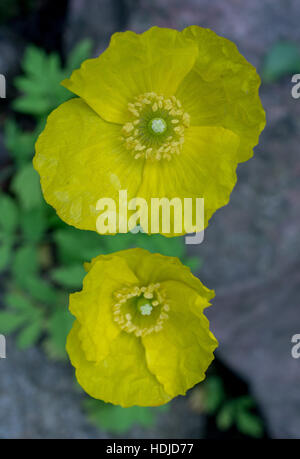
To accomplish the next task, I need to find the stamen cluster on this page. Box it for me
[113,283,170,337]
[122,92,190,161]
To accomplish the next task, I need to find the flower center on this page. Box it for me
[122,92,190,161]
[137,298,153,316]
[113,283,170,337]
[149,117,167,135]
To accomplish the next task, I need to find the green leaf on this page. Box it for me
[203,376,226,414]
[45,307,74,359]
[262,42,300,82]
[25,277,58,305]
[216,403,235,431]
[13,96,55,116]
[0,193,19,233]
[12,42,91,119]
[134,233,185,258]
[4,118,37,163]
[12,245,38,288]
[12,246,57,303]
[0,312,27,334]
[51,264,85,288]
[66,39,93,72]
[236,396,255,411]
[0,240,12,272]
[4,292,37,313]
[10,164,42,210]
[54,228,188,267]
[21,207,47,243]
[53,228,106,264]
[84,400,158,434]
[183,255,201,272]
[21,45,48,78]
[236,410,264,438]
[102,233,136,254]
[16,320,43,350]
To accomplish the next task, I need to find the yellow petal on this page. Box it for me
[67,248,217,406]
[142,280,218,397]
[34,98,144,231]
[67,321,171,407]
[62,27,198,124]
[137,126,240,234]
[177,26,266,162]
[103,248,214,301]
[69,255,139,361]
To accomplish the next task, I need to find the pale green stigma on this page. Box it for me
[137,297,153,315]
[149,117,167,135]
[140,304,153,316]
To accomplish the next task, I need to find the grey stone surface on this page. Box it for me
[0,29,23,81]
[0,338,104,438]
[0,338,203,438]
[128,0,300,68]
[64,0,120,56]
[200,82,300,439]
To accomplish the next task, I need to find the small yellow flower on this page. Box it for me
[66,248,217,407]
[34,26,265,235]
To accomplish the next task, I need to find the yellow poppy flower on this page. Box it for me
[66,248,217,407]
[34,26,265,236]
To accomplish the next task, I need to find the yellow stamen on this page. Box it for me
[122,92,189,161]
[112,282,169,337]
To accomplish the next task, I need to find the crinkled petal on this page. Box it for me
[69,255,139,361]
[34,98,144,231]
[142,280,218,397]
[177,26,266,162]
[137,126,240,233]
[67,321,171,407]
[106,248,214,300]
[67,249,217,406]
[62,27,198,124]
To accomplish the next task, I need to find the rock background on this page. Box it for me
[1,0,300,438]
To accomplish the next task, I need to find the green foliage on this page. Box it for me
[20,207,47,243]
[4,119,41,166]
[0,193,19,234]
[12,244,39,287]
[203,376,264,438]
[0,240,13,272]
[53,227,109,265]
[0,194,18,271]
[10,164,43,210]
[51,264,86,289]
[216,396,264,438]
[12,39,93,119]
[0,292,43,349]
[66,39,94,72]
[45,305,74,359]
[262,41,300,82]
[84,399,169,434]
[202,375,225,414]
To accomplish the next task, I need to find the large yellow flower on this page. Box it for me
[66,248,217,407]
[34,26,265,236]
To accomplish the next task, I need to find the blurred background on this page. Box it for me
[0,0,300,439]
